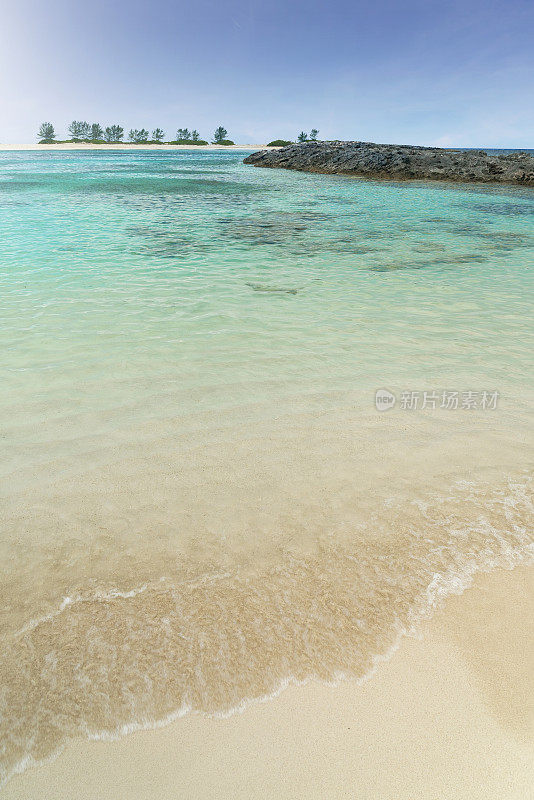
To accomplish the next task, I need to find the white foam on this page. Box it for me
[3,477,533,791]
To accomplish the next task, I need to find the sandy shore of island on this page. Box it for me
[3,564,533,800]
[0,143,273,151]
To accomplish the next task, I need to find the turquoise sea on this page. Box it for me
[0,149,533,786]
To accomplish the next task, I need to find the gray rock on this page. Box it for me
[245,282,299,294]
[243,141,534,185]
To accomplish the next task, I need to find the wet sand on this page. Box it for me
[4,565,533,800]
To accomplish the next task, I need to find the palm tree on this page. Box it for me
[38,122,56,141]
[213,126,228,143]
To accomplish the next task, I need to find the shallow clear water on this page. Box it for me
[1,150,533,785]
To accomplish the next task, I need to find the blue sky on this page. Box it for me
[0,0,533,145]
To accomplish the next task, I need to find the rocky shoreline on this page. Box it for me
[244,141,534,185]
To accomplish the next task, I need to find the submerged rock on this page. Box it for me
[245,282,299,294]
[244,141,534,185]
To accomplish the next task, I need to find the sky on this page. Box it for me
[0,0,533,146]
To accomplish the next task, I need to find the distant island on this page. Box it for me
[244,141,534,185]
[36,122,235,146]
[35,122,320,148]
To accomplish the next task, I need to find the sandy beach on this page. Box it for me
[1,144,532,800]
[2,0,532,793]
[3,565,533,800]
[0,143,273,151]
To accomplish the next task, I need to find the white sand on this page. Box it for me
[3,565,533,800]
[0,143,273,151]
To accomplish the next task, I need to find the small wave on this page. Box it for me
[1,475,532,790]
[14,582,153,638]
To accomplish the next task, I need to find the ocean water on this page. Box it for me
[0,149,533,786]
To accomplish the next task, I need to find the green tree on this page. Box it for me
[213,126,228,143]
[38,122,56,141]
[129,129,149,143]
[104,125,124,142]
[298,131,308,143]
[91,123,104,140]
[176,128,191,141]
[310,129,319,140]
[68,121,91,140]
[152,128,165,142]
[191,130,200,141]
[68,121,83,139]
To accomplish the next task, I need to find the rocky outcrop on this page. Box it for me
[243,141,534,185]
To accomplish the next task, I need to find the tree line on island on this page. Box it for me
[37,122,320,146]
